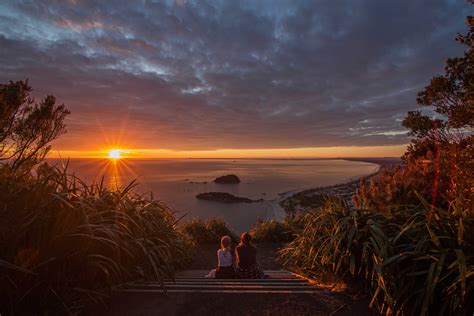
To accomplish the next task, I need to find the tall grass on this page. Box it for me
[279,196,474,315]
[0,162,191,314]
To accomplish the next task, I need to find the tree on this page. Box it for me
[0,80,70,170]
[402,15,473,159]
[400,15,473,210]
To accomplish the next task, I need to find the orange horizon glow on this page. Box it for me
[48,144,408,159]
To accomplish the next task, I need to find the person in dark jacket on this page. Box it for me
[234,232,265,279]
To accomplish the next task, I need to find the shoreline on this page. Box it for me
[279,157,402,214]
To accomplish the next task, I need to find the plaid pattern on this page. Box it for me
[236,264,264,279]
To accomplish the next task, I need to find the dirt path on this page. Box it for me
[89,243,372,315]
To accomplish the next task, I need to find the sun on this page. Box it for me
[107,149,123,159]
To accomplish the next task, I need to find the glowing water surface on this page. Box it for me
[54,158,379,232]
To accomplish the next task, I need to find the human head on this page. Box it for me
[221,235,231,249]
[240,232,252,245]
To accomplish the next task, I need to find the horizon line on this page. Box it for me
[47,144,408,159]
[46,156,401,160]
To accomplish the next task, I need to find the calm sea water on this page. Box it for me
[53,159,378,232]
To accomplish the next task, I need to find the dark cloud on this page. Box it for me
[0,0,470,151]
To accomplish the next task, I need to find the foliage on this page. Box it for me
[403,15,472,139]
[354,15,473,216]
[0,80,70,170]
[355,15,473,216]
[181,216,304,245]
[250,217,303,243]
[401,15,473,193]
[0,162,191,314]
[0,81,191,314]
[353,142,472,215]
[283,16,474,315]
[279,197,474,315]
[180,218,238,245]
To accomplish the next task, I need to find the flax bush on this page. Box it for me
[280,196,473,315]
[0,163,191,314]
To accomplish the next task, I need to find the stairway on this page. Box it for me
[115,269,318,294]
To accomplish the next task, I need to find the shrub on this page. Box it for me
[250,217,303,243]
[0,163,191,314]
[354,144,473,215]
[180,218,238,244]
[279,196,474,315]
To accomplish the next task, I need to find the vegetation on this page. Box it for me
[280,16,473,315]
[400,15,473,212]
[0,80,70,171]
[280,197,473,315]
[354,16,472,216]
[180,217,304,244]
[0,10,471,316]
[181,218,238,244]
[0,81,191,314]
[250,217,303,243]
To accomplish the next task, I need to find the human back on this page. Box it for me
[235,232,265,279]
[214,235,235,279]
[235,241,257,269]
[217,247,233,267]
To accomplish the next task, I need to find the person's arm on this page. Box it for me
[234,247,240,266]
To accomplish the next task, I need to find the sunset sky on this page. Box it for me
[0,1,470,158]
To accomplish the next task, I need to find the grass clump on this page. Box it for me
[0,163,191,315]
[180,218,238,244]
[280,196,474,315]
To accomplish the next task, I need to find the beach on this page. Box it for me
[279,158,402,213]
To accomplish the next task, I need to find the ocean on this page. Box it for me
[53,158,379,232]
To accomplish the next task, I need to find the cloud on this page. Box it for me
[0,0,470,151]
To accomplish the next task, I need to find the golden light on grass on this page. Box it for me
[107,149,123,160]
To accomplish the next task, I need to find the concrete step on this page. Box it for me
[175,270,300,278]
[114,269,319,295]
[124,284,314,289]
[117,289,320,294]
[161,278,302,282]
[141,279,308,286]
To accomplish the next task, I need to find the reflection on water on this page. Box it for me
[50,158,379,232]
[75,158,135,188]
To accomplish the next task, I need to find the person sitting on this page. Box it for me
[214,235,235,279]
[235,232,265,279]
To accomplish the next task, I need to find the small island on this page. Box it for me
[213,174,241,184]
[196,192,260,203]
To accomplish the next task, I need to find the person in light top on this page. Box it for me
[214,235,235,278]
